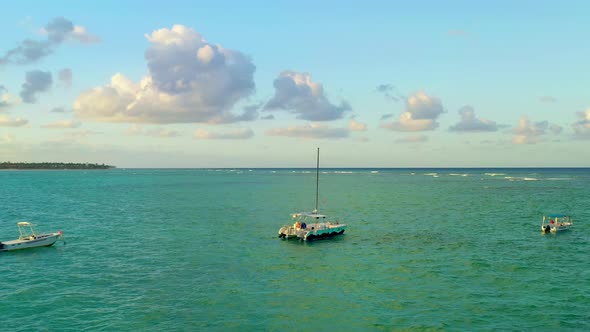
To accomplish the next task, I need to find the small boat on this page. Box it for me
[0,222,64,252]
[278,148,347,241]
[541,214,574,233]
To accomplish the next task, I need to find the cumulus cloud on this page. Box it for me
[264,71,350,121]
[395,135,428,143]
[75,25,256,124]
[41,119,81,129]
[193,127,254,140]
[0,85,9,108]
[348,119,367,132]
[449,106,498,132]
[376,84,402,101]
[44,17,74,43]
[59,68,72,87]
[69,25,101,44]
[266,123,349,139]
[20,70,52,103]
[0,115,28,127]
[572,108,590,139]
[0,39,52,65]
[0,17,99,65]
[512,116,562,144]
[381,112,438,131]
[381,91,444,132]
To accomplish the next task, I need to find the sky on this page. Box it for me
[1,0,589,168]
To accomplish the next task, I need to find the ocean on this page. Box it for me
[1,168,589,331]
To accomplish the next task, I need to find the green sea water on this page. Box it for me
[1,168,589,331]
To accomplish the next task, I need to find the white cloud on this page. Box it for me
[381,112,438,131]
[0,86,10,108]
[266,123,349,139]
[20,70,52,103]
[70,25,101,44]
[0,115,28,127]
[41,119,81,129]
[381,91,443,132]
[193,127,254,140]
[376,84,402,101]
[74,25,256,124]
[449,105,498,132]
[264,71,350,121]
[572,108,590,139]
[1,17,99,66]
[348,119,367,132]
[512,116,562,144]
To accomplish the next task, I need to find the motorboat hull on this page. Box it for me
[542,223,573,233]
[0,232,61,252]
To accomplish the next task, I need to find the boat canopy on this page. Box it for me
[546,214,569,218]
[292,212,327,219]
[17,221,33,226]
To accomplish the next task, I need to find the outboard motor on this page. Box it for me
[544,225,551,233]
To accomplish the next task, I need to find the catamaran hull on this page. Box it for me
[279,225,347,241]
[0,233,61,252]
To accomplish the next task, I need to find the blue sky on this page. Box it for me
[1,1,589,167]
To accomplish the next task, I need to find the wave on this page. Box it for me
[504,176,538,181]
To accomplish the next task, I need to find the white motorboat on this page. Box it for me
[278,148,347,241]
[541,214,573,233]
[0,222,64,252]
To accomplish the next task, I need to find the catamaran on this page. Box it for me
[278,148,347,241]
[0,222,64,252]
[541,214,573,233]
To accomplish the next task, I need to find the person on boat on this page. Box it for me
[300,222,307,229]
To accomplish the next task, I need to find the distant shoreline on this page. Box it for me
[0,162,115,170]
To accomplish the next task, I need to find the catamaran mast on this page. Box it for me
[315,147,319,213]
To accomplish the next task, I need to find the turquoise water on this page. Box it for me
[1,168,589,331]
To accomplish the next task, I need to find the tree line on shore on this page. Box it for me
[0,162,115,169]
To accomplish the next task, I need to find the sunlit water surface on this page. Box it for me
[1,168,589,331]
